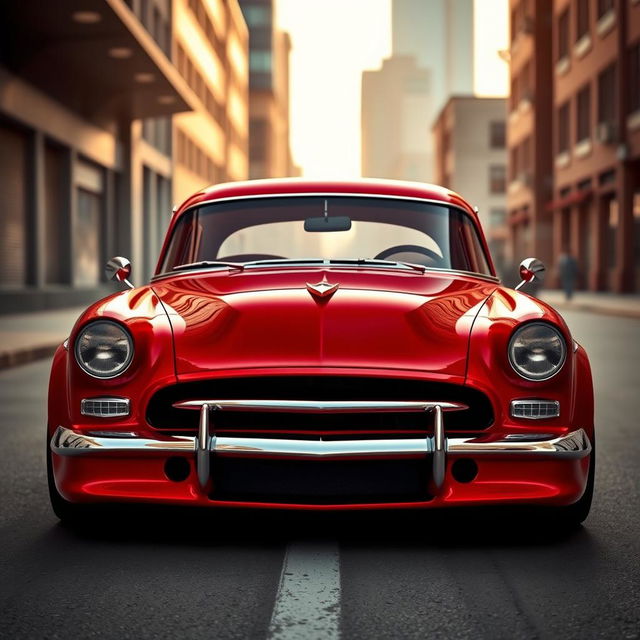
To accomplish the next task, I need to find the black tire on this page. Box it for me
[47,432,87,523]
[553,440,595,527]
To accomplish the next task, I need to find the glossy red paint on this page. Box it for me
[48,179,594,515]
[152,268,495,376]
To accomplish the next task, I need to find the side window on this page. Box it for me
[161,210,195,272]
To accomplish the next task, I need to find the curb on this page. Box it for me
[0,344,59,371]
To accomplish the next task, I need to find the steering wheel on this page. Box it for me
[374,244,444,266]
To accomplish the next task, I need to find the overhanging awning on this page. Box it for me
[545,188,594,212]
[0,0,199,121]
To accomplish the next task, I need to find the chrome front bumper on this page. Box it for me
[51,399,592,493]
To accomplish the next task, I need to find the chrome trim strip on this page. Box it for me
[174,400,468,413]
[447,429,591,459]
[51,427,591,461]
[214,437,433,457]
[510,399,560,420]
[151,192,500,284]
[50,426,195,455]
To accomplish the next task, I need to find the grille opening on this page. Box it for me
[147,376,494,434]
[210,457,432,505]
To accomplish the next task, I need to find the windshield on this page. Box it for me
[159,196,492,275]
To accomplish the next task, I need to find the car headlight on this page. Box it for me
[508,322,566,381]
[75,320,134,378]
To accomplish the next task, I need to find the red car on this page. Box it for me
[48,179,594,524]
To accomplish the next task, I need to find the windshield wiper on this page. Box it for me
[172,260,244,272]
[328,258,426,273]
[243,259,325,267]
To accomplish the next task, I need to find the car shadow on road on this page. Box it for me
[51,504,591,549]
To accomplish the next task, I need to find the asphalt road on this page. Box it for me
[0,309,638,640]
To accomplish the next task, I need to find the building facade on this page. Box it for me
[550,0,640,292]
[506,0,554,269]
[377,0,474,182]
[432,96,509,277]
[361,56,432,182]
[0,0,249,313]
[239,0,297,179]
[392,0,474,103]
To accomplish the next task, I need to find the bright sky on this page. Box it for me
[277,0,508,178]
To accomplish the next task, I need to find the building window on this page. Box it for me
[74,160,104,287]
[576,84,591,143]
[634,192,640,267]
[249,118,268,163]
[576,0,589,40]
[510,76,519,112]
[522,136,531,173]
[597,63,616,125]
[521,61,531,103]
[597,0,613,19]
[249,50,272,73]
[489,165,506,194]
[608,198,618,269]
[242,5,271,27]
[510,146,519,181]
[75,189,102,286]
[631,43,640,114]
[490,208,507,228]
[142,118,171,155]
[558,9,569,60]
[44,143,66,285]
[0,121,28,287]
[489,121,506,148]
[558,102,570,153]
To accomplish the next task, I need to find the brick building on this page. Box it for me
[507,0,640,292]
[550,0,640,292]
[506,0,554,270]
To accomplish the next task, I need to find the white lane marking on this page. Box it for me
[267,542,341,640]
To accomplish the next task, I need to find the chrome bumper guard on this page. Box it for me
[51,399,592,494]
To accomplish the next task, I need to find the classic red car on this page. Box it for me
[48,179,594,524]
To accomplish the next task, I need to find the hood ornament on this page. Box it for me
[306,277,339,299]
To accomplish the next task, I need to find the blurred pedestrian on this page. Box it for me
[558,247,578,301]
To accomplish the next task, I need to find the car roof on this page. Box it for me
[175,178,479,221]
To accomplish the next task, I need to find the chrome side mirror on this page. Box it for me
[515,257,545,290]
[106,256,134,289]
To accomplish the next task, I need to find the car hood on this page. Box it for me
[152,268,497,377]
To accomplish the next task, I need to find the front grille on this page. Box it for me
[210,457,432,505]
[147,376,494,434]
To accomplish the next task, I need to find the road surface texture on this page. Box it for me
[0,310,638,639]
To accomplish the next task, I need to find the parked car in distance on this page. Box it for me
[48,179,594,524]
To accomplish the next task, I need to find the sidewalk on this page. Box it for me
[0,289,639,371]
[539,289,640,320]
[0,307,84,370]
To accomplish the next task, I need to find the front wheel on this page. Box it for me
[47,432,87,523]
[552,441,595,527]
